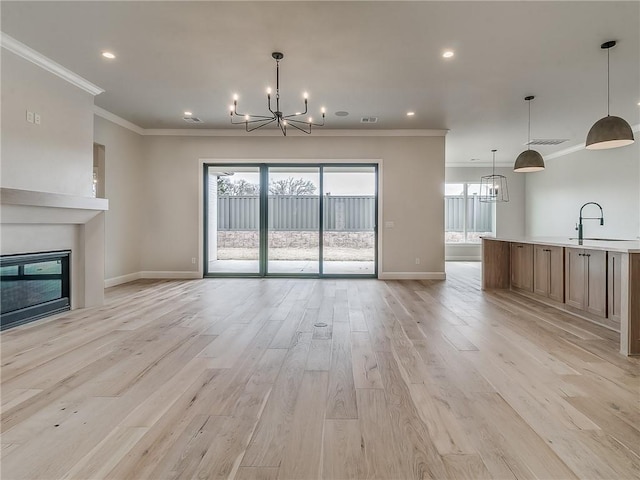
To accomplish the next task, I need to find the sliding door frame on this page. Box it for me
[203,162,378,279]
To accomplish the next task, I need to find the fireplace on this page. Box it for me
[1,187,108,317]
[1,250,71,330]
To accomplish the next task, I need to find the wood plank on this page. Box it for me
[234,467,279,480]
[442,454,492,480]
[409,383,476,456]
[350,331,383,389]
[325,322,358,419]
[356,388,404,479]
[277,371,329,480]
[305,339,332,371]
[240,332,312,467]
[322,419,365,480]
[376,351,449,480]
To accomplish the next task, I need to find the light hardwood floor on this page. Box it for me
[1,262,639,479]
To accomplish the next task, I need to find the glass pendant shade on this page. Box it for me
[585,115,635,150]
[514,149,545,172]
[480,150,509,203]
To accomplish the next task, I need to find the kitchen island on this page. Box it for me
[482,236,640,356]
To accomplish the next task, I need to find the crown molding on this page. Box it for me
[94,106,145,135]
[141,128,449,137]
[91,108,448,137]
[1,32,104,96]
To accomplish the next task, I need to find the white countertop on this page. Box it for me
[482,236,640,253]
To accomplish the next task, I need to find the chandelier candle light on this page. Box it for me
[230,52,325,136]
[480,149,509,203]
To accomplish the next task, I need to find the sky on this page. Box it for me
[214,168,376,196]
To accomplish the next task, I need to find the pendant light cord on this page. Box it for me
[607,47,610,116]
[492,150,496,177]
[527,100,531,150]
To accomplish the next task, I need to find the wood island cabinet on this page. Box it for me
[511,243,533,292]
[533,245,564,302]
[565,248,606,317]
[482,238,640,355]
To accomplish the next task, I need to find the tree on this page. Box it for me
[217,177,259,196]
[269,177,317,195]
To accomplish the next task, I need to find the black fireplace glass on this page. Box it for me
[1,251,71,330]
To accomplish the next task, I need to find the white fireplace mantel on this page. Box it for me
[0,187,108,224]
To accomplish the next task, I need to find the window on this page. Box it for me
[445,183,495,243]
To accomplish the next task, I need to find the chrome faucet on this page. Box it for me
[576,202,604,244]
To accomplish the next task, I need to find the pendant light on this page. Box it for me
[585,41,635,150]
[480,150,509,203]
[514,96,545,172]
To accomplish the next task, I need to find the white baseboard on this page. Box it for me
[104,272,141,288]
[445,256,481,261]
[139,271,201,280]
[105,270,201,287]
[379,272,446,280]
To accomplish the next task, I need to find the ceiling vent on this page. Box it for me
[360,116,378,124]
[183,116,203,124]
[526,138,568,146]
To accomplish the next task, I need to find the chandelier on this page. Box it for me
[230,52,325,136]
[480,149,509,203]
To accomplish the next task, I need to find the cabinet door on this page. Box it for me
[511,243,533,292]
[548,246,565,303]
[608,252,622,328]
[534,245,550,297]
[565,248,586,310]
[521,243,533,292]
[585,249,607,317]
[511,243,523,289]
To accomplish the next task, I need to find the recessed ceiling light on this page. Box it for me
[442,50,454,59]
[184,111,193,116]
[637,102,640,106]
[101,51,116,59]
[407,112,415,116]
[335,111,349,117]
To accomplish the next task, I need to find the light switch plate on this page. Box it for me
[26,110,34,123]
[385,221,395,228]
[34,113,41,125]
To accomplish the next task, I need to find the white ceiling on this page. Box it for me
[2,1,639,165]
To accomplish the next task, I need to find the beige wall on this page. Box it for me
[526,142,640,240]
[1,51,94,196]
[94,116,145,282]
[445,166,526,260]
[140,135,445,277]
[1,51,105,307]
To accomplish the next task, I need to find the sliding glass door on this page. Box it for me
[206,165,261,274]
[204,163,377,277]
[267,167,320,274]
[323,166,376,274]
